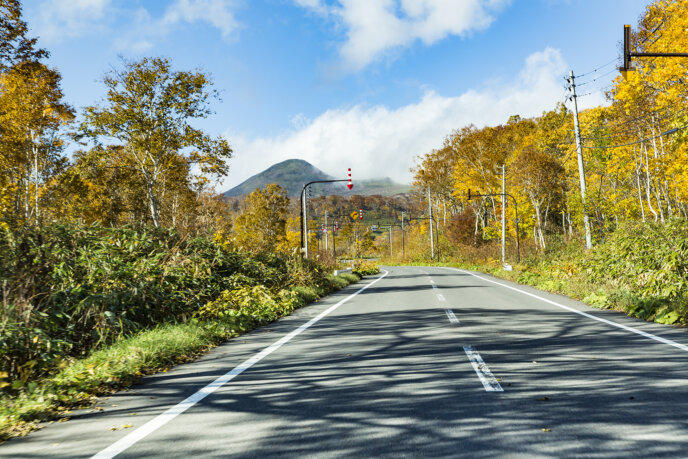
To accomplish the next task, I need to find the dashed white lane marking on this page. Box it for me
[429,279,436,284]
[444,267,688,353]
[463,346,503,392]
[445,309,459,324]
[92,271,390,459]
[436,293,446,302]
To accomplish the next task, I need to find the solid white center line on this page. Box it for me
[436,293,446,301]
[463,346,503,392]
[91,271,389,459]
[445,309,459,323]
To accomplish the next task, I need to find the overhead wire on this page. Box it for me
[576,68,619,86]
[573,57,619,79]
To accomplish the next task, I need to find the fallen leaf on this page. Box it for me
[629,396,634,400]
[122,424,133,429]
[532,361,538,364]
[537,397,550,401]
[58,417,70,423]
[110,427,119,431]
[542,428,551,432]
[150,396,157,399]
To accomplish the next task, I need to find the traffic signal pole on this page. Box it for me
[300,170,353,259]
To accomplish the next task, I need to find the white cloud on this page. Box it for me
[162,0,240,38]
[222,47,604,191]
[296,0,510,71]
[34,0,111,40]
[32,0,240,48]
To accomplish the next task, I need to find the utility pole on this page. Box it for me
[501,165,506,265]
[324,211,328,251]
[389,226,393,258]
[428,187,434,260]
[568,70,593,249]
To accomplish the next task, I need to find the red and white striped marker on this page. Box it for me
[347,168,353,190]
[359,208,363,220]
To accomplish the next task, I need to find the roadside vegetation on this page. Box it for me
[0,221,370,440]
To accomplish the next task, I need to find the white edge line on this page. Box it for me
[445,267,688,353]
[92,270,389,459]
[463,345,503,392]
[436,293,446,302]
[445,309,459,324]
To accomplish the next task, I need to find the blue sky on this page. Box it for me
[24,0,649,190]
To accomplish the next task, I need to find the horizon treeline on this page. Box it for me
[412,0,688,250]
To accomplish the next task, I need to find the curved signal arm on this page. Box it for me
[300,179,351,259]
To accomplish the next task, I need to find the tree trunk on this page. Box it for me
[633,146,646,222]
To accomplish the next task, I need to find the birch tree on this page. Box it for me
[81,57,232,227]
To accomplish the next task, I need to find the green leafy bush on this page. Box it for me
[0,223,342,391]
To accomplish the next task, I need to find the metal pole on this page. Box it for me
[324,211,328,251]
[428,187,434,260]
[569,70,593,249]
[389,226,393,258]
[513,199,521,264]
[501,165,506,265]
[304,188,309,257]
[332,223,336,259]
[401,211,405,258]
[299,186,305,259]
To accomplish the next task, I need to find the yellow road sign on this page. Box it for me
[350,211,359,220]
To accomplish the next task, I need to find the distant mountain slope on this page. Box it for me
[223,159,409,197]
[223,159,333,197]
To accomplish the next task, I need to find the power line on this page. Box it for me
[577,67,619,86]
[573,57,619,79]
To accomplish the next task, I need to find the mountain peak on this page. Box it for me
[223,159,410,197]
[223,159,333,197]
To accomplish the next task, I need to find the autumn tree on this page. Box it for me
[234,184,289,253]
[81,57,232,227]
[0,61,74,225]
[0,0,48,71]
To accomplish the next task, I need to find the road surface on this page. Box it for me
[4,266,688,458]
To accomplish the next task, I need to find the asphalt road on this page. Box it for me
[4,266,688,458]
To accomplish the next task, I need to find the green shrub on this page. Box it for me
[0,223,346,391]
